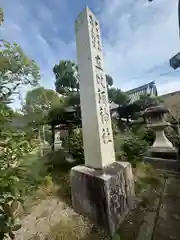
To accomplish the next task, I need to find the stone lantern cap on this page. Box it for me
[144,105,169,117]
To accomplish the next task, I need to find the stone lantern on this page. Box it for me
[144,105,179,170]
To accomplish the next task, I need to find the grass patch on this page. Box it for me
[134,162,161,194]
[14,151,56,214]
[19,149,75,213]
[44,160,162,240]
[44,149,78,206]
[17,148,163,240]
[46,217,111,240]
[45,160,163,240]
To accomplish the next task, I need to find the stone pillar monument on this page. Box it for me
[75,7,115,169]
[70,7,135,236]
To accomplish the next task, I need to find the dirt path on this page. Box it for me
[15,173,180,240]
[15,197,78,240]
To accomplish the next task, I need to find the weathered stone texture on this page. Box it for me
[71,162,135,235]
[144,156,180,171]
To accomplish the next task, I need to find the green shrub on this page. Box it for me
[45,149,76,174]
[44,129,53,145]
[141,128,155,146]
[45,149,66,168]
[121,133,148,167]
[17,153,49,196]
[165,126,180,149]
[43,175,53,186]
[0,128,37,239]
[132,125,155,146]
[112,119,119,136]
[57,173,72,205]
[0,194,23,240]
[69,128,84,163]
[114,134,125,161]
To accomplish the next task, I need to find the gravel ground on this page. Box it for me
[15,197,78,240]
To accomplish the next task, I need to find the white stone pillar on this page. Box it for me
[75,7,115,169]
[71,7,135,236]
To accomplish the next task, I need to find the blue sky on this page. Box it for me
[1,0,180,107]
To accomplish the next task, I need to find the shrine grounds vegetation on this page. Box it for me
[0,6,177,239]
[42,159,162,240]
[14,132,161,240]
[0,105,164,240]
[21,126,160,208]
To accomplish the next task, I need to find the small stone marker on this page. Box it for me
[54,130,62,150]
[71,7,135,236]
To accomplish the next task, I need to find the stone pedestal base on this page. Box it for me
[70,162,135,236]
[144,156,180,171]
[148,146,178,159]
[145,146,180,171]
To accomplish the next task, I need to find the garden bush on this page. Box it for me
[17,153,49,196]
[111,119,119,136]
[69,128,84,163]
[132,125,155,146]
[165,126,180,149]
[0,128,37,239]
[44,149,76,174]
[114,134,125,161]
[62,125,151,168]
[141,128,155,146]
[44,129,53,145]
[121,133,148,167]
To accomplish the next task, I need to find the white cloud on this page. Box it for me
[2,0,180,110]
[99,0,180,94]
[156,75,180,95]
[1,0,76,108]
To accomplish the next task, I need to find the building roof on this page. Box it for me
[110,81,158,111]
[160,90,180,98]
[126,81,158,104]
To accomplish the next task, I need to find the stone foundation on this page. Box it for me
[144,145,180,171]
[144,156,180,171]
[70,161,135,236]
[147,147,178,159]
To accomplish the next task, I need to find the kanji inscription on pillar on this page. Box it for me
[75,7,115,169]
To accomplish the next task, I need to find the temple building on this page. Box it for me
[110,81,158,111]
[122,81,180,121]
[126,81,158,104]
